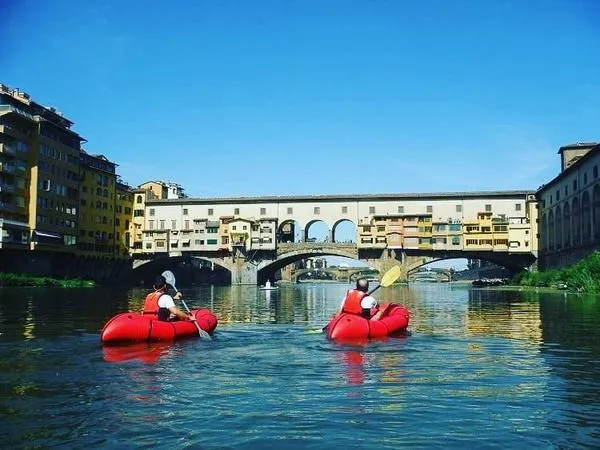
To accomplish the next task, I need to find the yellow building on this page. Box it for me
[0,84,82,252]
[78,152,117,256]
[115,179,133,257]
[130,188,157,254]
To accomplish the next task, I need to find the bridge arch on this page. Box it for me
[332,219,356,243]
[257,246,358,284]
[131,255,232,285]
[277,219,302,243]
[305,219,330,243]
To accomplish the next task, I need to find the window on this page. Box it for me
[207,239,218,245]
[565,186,568,195]
[171,220,177,229]
[149,220,154,230]
[456,204,462,213]
[573,179,578,190]
[515,203,522,211]
[342,206,348,214]
[234,208,239,215]
[136,195,143,203]
[398,206,404,214]
[260,208,266,215]
[584,173,588,184]
[149,208,155,216]
[184,220,190,229]
[160,220,165,229]
[208,208,214,216]
[183,208,188,215]
[369,206,376,214]
[287,207,293,214]
[451,236,460,245]
[426,205,433,213]
[594,166,598,179]
[314,207,320,215]
[485,204,492,212]
[556,190,560,201]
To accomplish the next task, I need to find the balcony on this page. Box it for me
[0,181,15,193]
[0,201,16,212]
[0,105,35,120]
[0,143,16,157]
[0,162,15,174]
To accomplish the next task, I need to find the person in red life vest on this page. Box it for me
[339,277,385,320]
[142,275,195,322]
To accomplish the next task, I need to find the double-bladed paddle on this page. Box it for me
[161,270,212,341]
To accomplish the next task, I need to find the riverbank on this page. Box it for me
[0,273,96,288]
[510,250,600,294]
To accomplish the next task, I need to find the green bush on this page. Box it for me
[512,250,600,293]
[0,273,95,288]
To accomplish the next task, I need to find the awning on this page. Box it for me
[33,230,62,239]
[170,239,179,244]
[182,239,190,244]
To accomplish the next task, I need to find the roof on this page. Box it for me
[146,190,534,205]
[557,142,598,154]
[538,143,600,194]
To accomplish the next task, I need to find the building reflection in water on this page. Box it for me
[467,289,542,343]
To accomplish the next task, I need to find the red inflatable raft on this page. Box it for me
[325,303,410,341]
[100,308,217,344]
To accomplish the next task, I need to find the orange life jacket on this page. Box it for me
[142,291,170,321]
[341,289,367,315]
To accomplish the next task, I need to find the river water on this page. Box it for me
[1,282,600,448]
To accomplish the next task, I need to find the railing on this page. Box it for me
[277,241,358,254]
[0,105,35,120]
[0,143,16,156]
[0,181,15,193]
[0,162,15,174]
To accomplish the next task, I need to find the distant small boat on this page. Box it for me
[259,285,279,290]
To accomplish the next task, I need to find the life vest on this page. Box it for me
[341,289,367,315]
[143,291,170,321]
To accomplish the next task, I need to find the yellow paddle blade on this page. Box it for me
[379,266,402,287]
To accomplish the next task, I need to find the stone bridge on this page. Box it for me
[131,243,536,285]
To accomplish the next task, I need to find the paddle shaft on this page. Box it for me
[162,271,211,340]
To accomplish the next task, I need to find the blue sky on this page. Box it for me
[2,0,599,199]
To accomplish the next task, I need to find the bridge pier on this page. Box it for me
[230,258,259,284]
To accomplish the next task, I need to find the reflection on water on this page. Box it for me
[2,283,600,448]
[467,289,543,343]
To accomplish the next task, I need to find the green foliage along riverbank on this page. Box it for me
[0,273,96,288]
[513,251,600,294]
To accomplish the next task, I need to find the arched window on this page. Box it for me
[555,206,562,249]
[593,185,600,242]
[572,197,580,246]
[563,203,571,248]
[548,210,555,250]
[582,191,591,243]
[136,195,143,204]
[540,213,547,250]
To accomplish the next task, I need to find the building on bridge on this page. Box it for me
[538,142,600,269]
[129,191,539,284]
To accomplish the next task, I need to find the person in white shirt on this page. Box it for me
[339,277,384,320]
[142,275,195,322]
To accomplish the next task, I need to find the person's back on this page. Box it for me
[340,278,377,318]
[142,275,194,322]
